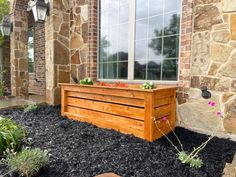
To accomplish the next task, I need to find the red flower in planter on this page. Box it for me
[113,82,127,88]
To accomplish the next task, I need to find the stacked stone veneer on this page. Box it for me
[45,0,95,104]
[178,0,236,135]
[10,0,29,96]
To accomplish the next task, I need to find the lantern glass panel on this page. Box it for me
[37,6,47,21]
[32,5,38,22]
[0,25,11,36]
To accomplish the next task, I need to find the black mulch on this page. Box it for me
[0,105,236,177]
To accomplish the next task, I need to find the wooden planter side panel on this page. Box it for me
[61,85,146,139]
[61,85,176,142]
[152,89,176,140]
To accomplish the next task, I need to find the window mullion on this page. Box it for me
[128,0,135,80]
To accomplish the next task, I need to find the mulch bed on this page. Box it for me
[0,105,236,177]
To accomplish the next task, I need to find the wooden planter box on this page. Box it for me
[60,83,177,142]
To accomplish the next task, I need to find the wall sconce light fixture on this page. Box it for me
[27,0,50,22]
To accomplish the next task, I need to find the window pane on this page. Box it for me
[108,10,118,26]
[134,60,147,80]
[135,40,148,60]
[147,60,161,80]
[28,28,34,73]
[136,0,148,20]
[99,63,108,79]
[165,0,180,13]
[119,3,130,23]
[149,16,163,38]
[148,38,162,60]
[163,35,179,58]
[133,0,180,81]
[136,19,148,40]
[149,0,163,17]
[99,0,130,80]
[164,13,180,35]
[118,62,128,79]
[108,63,117,79]
[118,23,129,61]
[162,59,178,81]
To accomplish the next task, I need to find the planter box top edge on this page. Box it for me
[59,83,178,92]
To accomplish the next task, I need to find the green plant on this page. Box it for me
[141,82,155,89]
[80,77,93,85]
[0,117,28,155]
[154,101,222,168]
[24,104,38,113]
[4,148,49,177]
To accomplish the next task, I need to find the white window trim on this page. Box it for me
[97,0,183,84]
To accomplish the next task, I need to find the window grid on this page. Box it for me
[99,0,181,81]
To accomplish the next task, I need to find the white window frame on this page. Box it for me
[97,0,182,84]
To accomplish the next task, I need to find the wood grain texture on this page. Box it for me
[60,84,177,142]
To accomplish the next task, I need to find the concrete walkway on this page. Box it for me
[0,95,46,110]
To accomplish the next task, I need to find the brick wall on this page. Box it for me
[87,0,98,80]
[27,13,46,95]
[177,0,194,104]
[2,38,11,92]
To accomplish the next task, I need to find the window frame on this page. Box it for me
[97,0,182,84]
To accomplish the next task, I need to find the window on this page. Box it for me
[28,28,34,73]
[99,0,181,81]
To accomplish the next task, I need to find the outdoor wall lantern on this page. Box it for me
[0,15,12,37]
[27,0,50,22]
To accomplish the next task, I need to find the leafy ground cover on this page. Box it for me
[0,105,236,177]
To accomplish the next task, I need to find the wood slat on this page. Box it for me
[153,115,175,140]
[62,85,146,99]
[66,97,145,121]
[65,106,145,138]
[154,97,170,108]
[154,105,171,119]
[144,92,154,141]
[67,91,145,107]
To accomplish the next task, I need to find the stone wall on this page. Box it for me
[10,0,29,96]
[45,0,96,105]
[178,0,236,135]
[70,0,89,82]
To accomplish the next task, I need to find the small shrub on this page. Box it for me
[0,117,28,155]
[4,148,49,177]
[79,77,93,85]
[141,82,155,89]
[24,104,38,113]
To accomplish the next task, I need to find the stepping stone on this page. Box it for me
[223,163,236,177]
[95,173,120,177]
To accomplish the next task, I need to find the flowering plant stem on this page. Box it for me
[153,100,222,169]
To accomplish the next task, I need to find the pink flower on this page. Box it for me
[216,111,222,118]
[208,101,216,107]
[162,116,167,121]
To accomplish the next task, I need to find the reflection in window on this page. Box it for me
[28,28,34,73]
[99,0,181,81]
[99,0,129,79]
[135,0,180,81]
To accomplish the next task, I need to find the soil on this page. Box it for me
[0,105,236,177]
